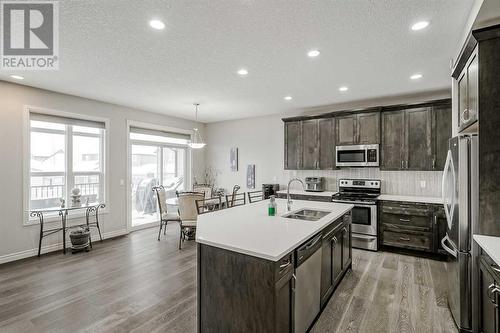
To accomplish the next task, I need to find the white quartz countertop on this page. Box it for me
[276,190,337,197]
[196,199,353,261]
[377,194,443,205]
[474,235,500,267]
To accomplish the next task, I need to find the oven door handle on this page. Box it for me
[332,201,375,208]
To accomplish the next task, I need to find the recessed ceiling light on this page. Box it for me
[237,68,248,76]
[149,19,165,30]
[307,50,320,58]
[411,21,429,31]
[284,96,293,101]
[339,86,348,92]
[10,75,24,80]
[410,73,423,80]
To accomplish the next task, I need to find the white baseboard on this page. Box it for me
[0,228,129,265]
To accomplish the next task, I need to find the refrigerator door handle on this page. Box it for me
[442,150,456,230]
[441,234,458,258]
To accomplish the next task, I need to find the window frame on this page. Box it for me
[126,120,193,231]
[23,106,110,225]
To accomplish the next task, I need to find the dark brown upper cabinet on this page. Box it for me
[432,104,452,171]
[381,102,451,171]
[318,118,335,169]
[457,47,478,133]
[405,107,433,170]
[283,118,335,170]
[284,121,302,170]
[335,112,380,145]
[381,110,405,170]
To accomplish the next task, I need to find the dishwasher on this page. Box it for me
[294,233,323,333]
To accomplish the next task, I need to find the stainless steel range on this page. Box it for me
[331,179,380,251]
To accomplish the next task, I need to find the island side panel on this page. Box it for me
[198,243,277,333]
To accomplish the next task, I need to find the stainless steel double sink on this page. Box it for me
[282,209,331,222]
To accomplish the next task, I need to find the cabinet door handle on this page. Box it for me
[432,156,436,170]
[491,264,500,274]
[434,215,437,226]
[460,109,470,124]
[401,160,404,169]
[399,236,411,241]
[279,259,291,270]
[488,284,500,307]
[399,218,411,222]
[292,273,297,292]
[332,236,338,244]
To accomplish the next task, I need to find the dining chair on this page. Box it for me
[152,185,181,241]
[226,193,246,208]
[177,192,204,249]
[247,190,265,203]
[196,196,223,215]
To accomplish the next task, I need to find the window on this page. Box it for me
[129,126,189,227]
[28,112,106,212]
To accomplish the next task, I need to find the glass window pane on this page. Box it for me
[30,175,65,209]
[74,174,100,203]
[162,147,185,192]
[130,132,189,145]
[73,135,101,172]
[30,132,65,172]
[31,120,65,131]
[131,145,159,226]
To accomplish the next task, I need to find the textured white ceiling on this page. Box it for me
[1,0,475,122]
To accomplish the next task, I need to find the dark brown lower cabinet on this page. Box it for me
[379,201,449,257]
[198,212,352,333]
[320,216,352,308]
[479,255,500,333]
[275,268,295,333]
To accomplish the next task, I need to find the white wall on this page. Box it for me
[205,91,450,197]
[0,81,205,263]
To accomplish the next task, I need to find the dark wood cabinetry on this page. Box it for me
[284,121,302,170]
[283,117,335,170]
[379,201,434,252]
[320,214,351,308]
[283,99,450,171]
[479,254,500,333]
[379,201,451,257]
[432,104,453,170]
[335,112,380,145]
[275,267,295,333]
[457,47,478,132]
[381,102,451,171]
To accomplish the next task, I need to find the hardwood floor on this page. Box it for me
[0,226,457,333]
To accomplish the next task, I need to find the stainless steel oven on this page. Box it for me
[332,179,380,251]
[335,144,379,167]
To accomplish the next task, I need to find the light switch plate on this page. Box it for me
[420,180,426,188]
[120,179,125,186]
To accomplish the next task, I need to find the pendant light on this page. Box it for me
[188,103,206,149]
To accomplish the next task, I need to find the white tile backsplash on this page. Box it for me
[293,168,442,197]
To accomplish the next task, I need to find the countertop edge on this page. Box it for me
[197,204,353,262]
[474,235,500,267]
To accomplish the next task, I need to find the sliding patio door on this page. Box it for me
[129,126,190,229]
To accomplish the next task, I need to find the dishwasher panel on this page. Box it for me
[294,234,322,333]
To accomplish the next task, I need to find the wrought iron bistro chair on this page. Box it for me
[196,196,223,215]
[225,185,246,208]
[247,190,265,203]
[153,186,181,241]
[177,192,204,249]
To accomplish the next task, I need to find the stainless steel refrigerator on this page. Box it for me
[441,135,479,333]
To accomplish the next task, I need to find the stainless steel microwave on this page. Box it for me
[335,144,379,167]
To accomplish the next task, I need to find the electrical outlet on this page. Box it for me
[120,179,125,186]
[420,180,426,188]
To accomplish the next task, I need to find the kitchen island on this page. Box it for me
[196,198,353,333]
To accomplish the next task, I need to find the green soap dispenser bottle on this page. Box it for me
[268,195,277,216]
